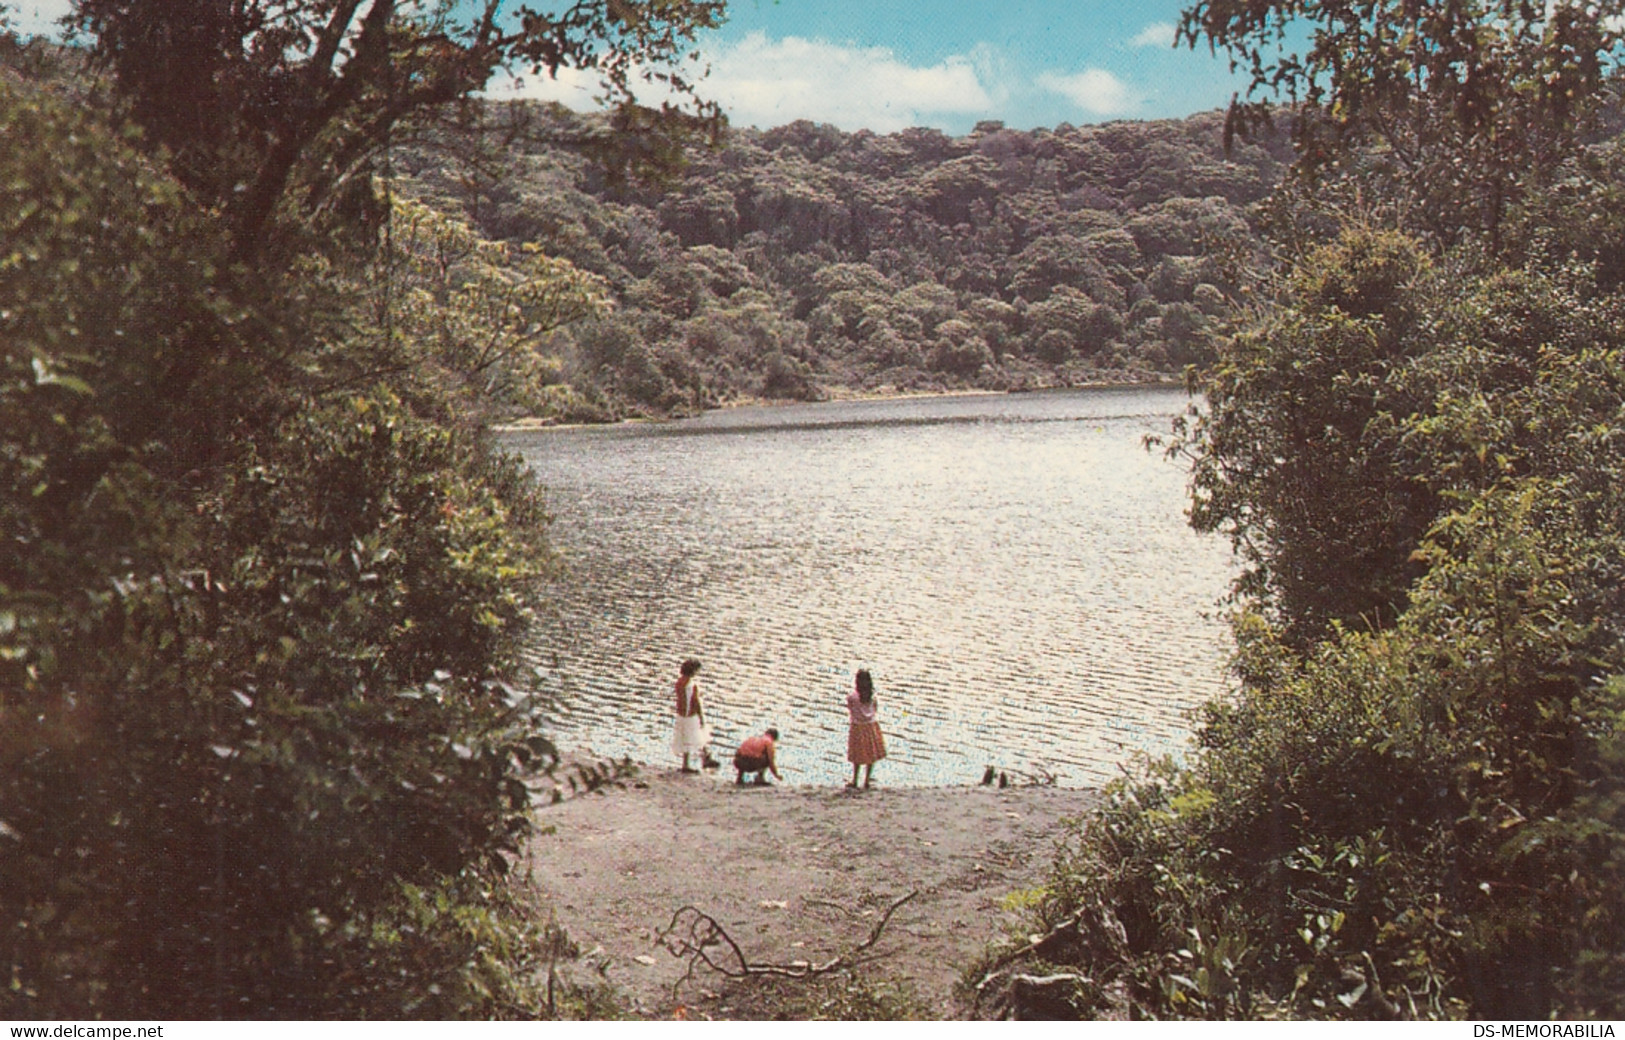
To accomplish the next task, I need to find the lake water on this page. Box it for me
[506,386,1235,787]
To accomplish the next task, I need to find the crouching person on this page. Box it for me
[733,728,782,786]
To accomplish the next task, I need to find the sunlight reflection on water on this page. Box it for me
[507,386,1235,787]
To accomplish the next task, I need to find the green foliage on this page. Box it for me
[715,971,932,1021]
[71,0,727,259]
[1027,76,1625,1020]
[1181,0,1625,251]
[1029,0,1625,999]
[1026,474,1625,1016]
[359,194,607,420]
[0,75,275,480]
[322,871,561,1019]
[1506,140,1625,292]
[1180,225,1440,647]
[396,107,1288,413]
[1,68,570,1019]
[1183,222,1625,650]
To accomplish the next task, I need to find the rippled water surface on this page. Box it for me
[508,387,1234,786]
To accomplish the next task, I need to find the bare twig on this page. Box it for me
[656,890,919,998]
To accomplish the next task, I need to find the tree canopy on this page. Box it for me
[1181,0,1625,249]
[72,0,725,258]
[387,108,1290,419]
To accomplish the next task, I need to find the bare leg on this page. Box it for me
[849,764,859,787]
[863,764,873,788]
[682,753,697,773]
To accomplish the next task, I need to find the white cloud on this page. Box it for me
[485,64,607,108]
[700,32,995,132]
[1130,22,1178,48]
[492,30,996,133]
[6,0,72,38]
[1037,68,1136,117]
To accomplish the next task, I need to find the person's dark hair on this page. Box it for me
[855,668,874,703]
[680,658,701,678]
[766,727,780,741]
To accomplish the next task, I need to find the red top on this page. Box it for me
[675,678,700,717]
[737,733,774,759]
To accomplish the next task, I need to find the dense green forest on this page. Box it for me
[4,0,1625,1023]
[390,106,1287,420]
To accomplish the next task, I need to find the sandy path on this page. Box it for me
[521,763,1099,1018]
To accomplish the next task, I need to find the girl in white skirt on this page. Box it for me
[672,658,710,773]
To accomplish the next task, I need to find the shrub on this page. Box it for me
[1181,226,1443,648]
[1008,264,1625,1019]
[1,72,560,1020]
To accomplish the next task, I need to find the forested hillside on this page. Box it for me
[395,108,1289,420]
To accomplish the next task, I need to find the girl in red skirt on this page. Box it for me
[846,668,887,788]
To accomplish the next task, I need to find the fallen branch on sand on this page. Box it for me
[656,890,919,997]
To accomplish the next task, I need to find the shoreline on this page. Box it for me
[492,377,1188,434]
[546,748,1090,798]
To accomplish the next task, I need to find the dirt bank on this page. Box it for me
[521,761,1099,1019]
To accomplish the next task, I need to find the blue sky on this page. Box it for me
[5,0,1251,133]
[502,0,1253,132]
[688,0,1249,132]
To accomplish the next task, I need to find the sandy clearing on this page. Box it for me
[521,762,1099,1018]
